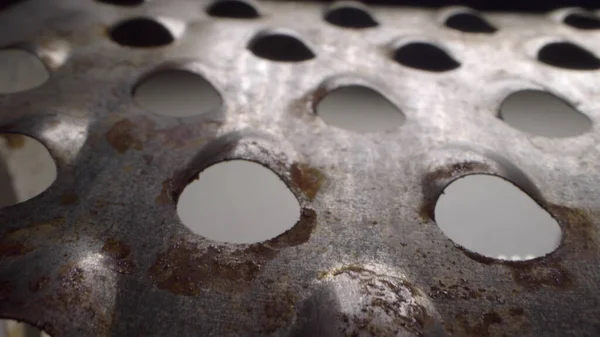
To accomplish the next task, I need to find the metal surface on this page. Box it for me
[1,1,600,336]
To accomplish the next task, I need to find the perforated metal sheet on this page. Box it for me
[1,1,600,336]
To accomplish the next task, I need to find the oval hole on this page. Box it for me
[207,0,259,19]
[434,174,561,261]
[96,0,144,6]
[444,12,496,33]
[0,134,56,207]
[324,6,378,29]
[0,319,51,337]
[537,42,600,70]
[248,32,315,62]
[316,85,404,132]
[177,160,301,244]
[500,90,591,138]
[133,70,222,117]
[564,12,600,30]
[109,18,174,48]
[393,43,460,72]
[0,49,49,94]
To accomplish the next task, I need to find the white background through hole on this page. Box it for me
[500,90,591,137]
[133,70,222,117]
[435,175,562,260]
[177,160,300,244]
[316,86,405,132]
[0,49,48,94]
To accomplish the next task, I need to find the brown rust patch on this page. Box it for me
[102,238,136,274]
[0,242,34,256]
[420,161,490,221]
[29,276,50,293]
[2,134,25,148]
[259,292,298,334]
[148,243,260,296]
[155,179,172,205]
[106,119,143,154]
[454,310,504,337]
[149,208,316,295]
[267,208,317,247]
[60,191,79,205]
[291,163,325,200]
[102,238,131,260]
[548,204,596,254]
[509,261,573,290]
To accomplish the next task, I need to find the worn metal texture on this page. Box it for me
[1,0,600,336]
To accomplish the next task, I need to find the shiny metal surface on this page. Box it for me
[1,1,600,336]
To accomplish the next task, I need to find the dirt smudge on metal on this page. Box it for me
[29,276,50,293]
[60,191,79,205]
[106,119,143,154]
[0,217,65,257]
[291,163,325,201]
[148,208,317,296]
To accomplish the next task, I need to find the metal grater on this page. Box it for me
[1,0,600,336]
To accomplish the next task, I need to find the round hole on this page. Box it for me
[133,70,222,117]
[564,12,600,30]
[324,6,378,29]
[177,160,301,244]
[537,42,600,70]
[0,49,49,94]
[206,0,259,19]
[444,12,496,33]
[434,174,561,261]
[393,42,460,72]
[96,0,144,6]
[248,32,315,62]
[315,85,405,132]
[0,134,56,207]
[109,18,174,48]
[499,90,591,138]
[1,319,51,337]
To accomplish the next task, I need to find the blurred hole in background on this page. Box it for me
[0,320,50,337]
[0,134,56,208]
[500,90,591,138]
[324,5,378,29]
[563,12,600,30]
[177,160,301,244]
[434,175,562,261]
[133,70,222,117]
[95,0,144,6]
[248,32,315,62]
[316,85,405,132]
[393,42,460,72]
[444,12,497,33]
[537,42,600,70]
[0,49,48,94]
[109,18,174,48]
[206,0,259,19]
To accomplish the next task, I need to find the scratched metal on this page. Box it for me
[1,1,600,336]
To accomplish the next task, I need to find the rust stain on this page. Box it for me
[290,163,325,200]
[509,262,573,290]
[148,243,260,296]
[0,242,34,256]
[60,191,79,205]
[509,307,524,316]
[453,310,504,337]
[149,208,317,296]
[420,161,490,221]
[259,291,298,334]
[2,134,25,148]
[102,238,136,275]
[29,276,50,293]
[105,119,143,154]
[155,179,172,205]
